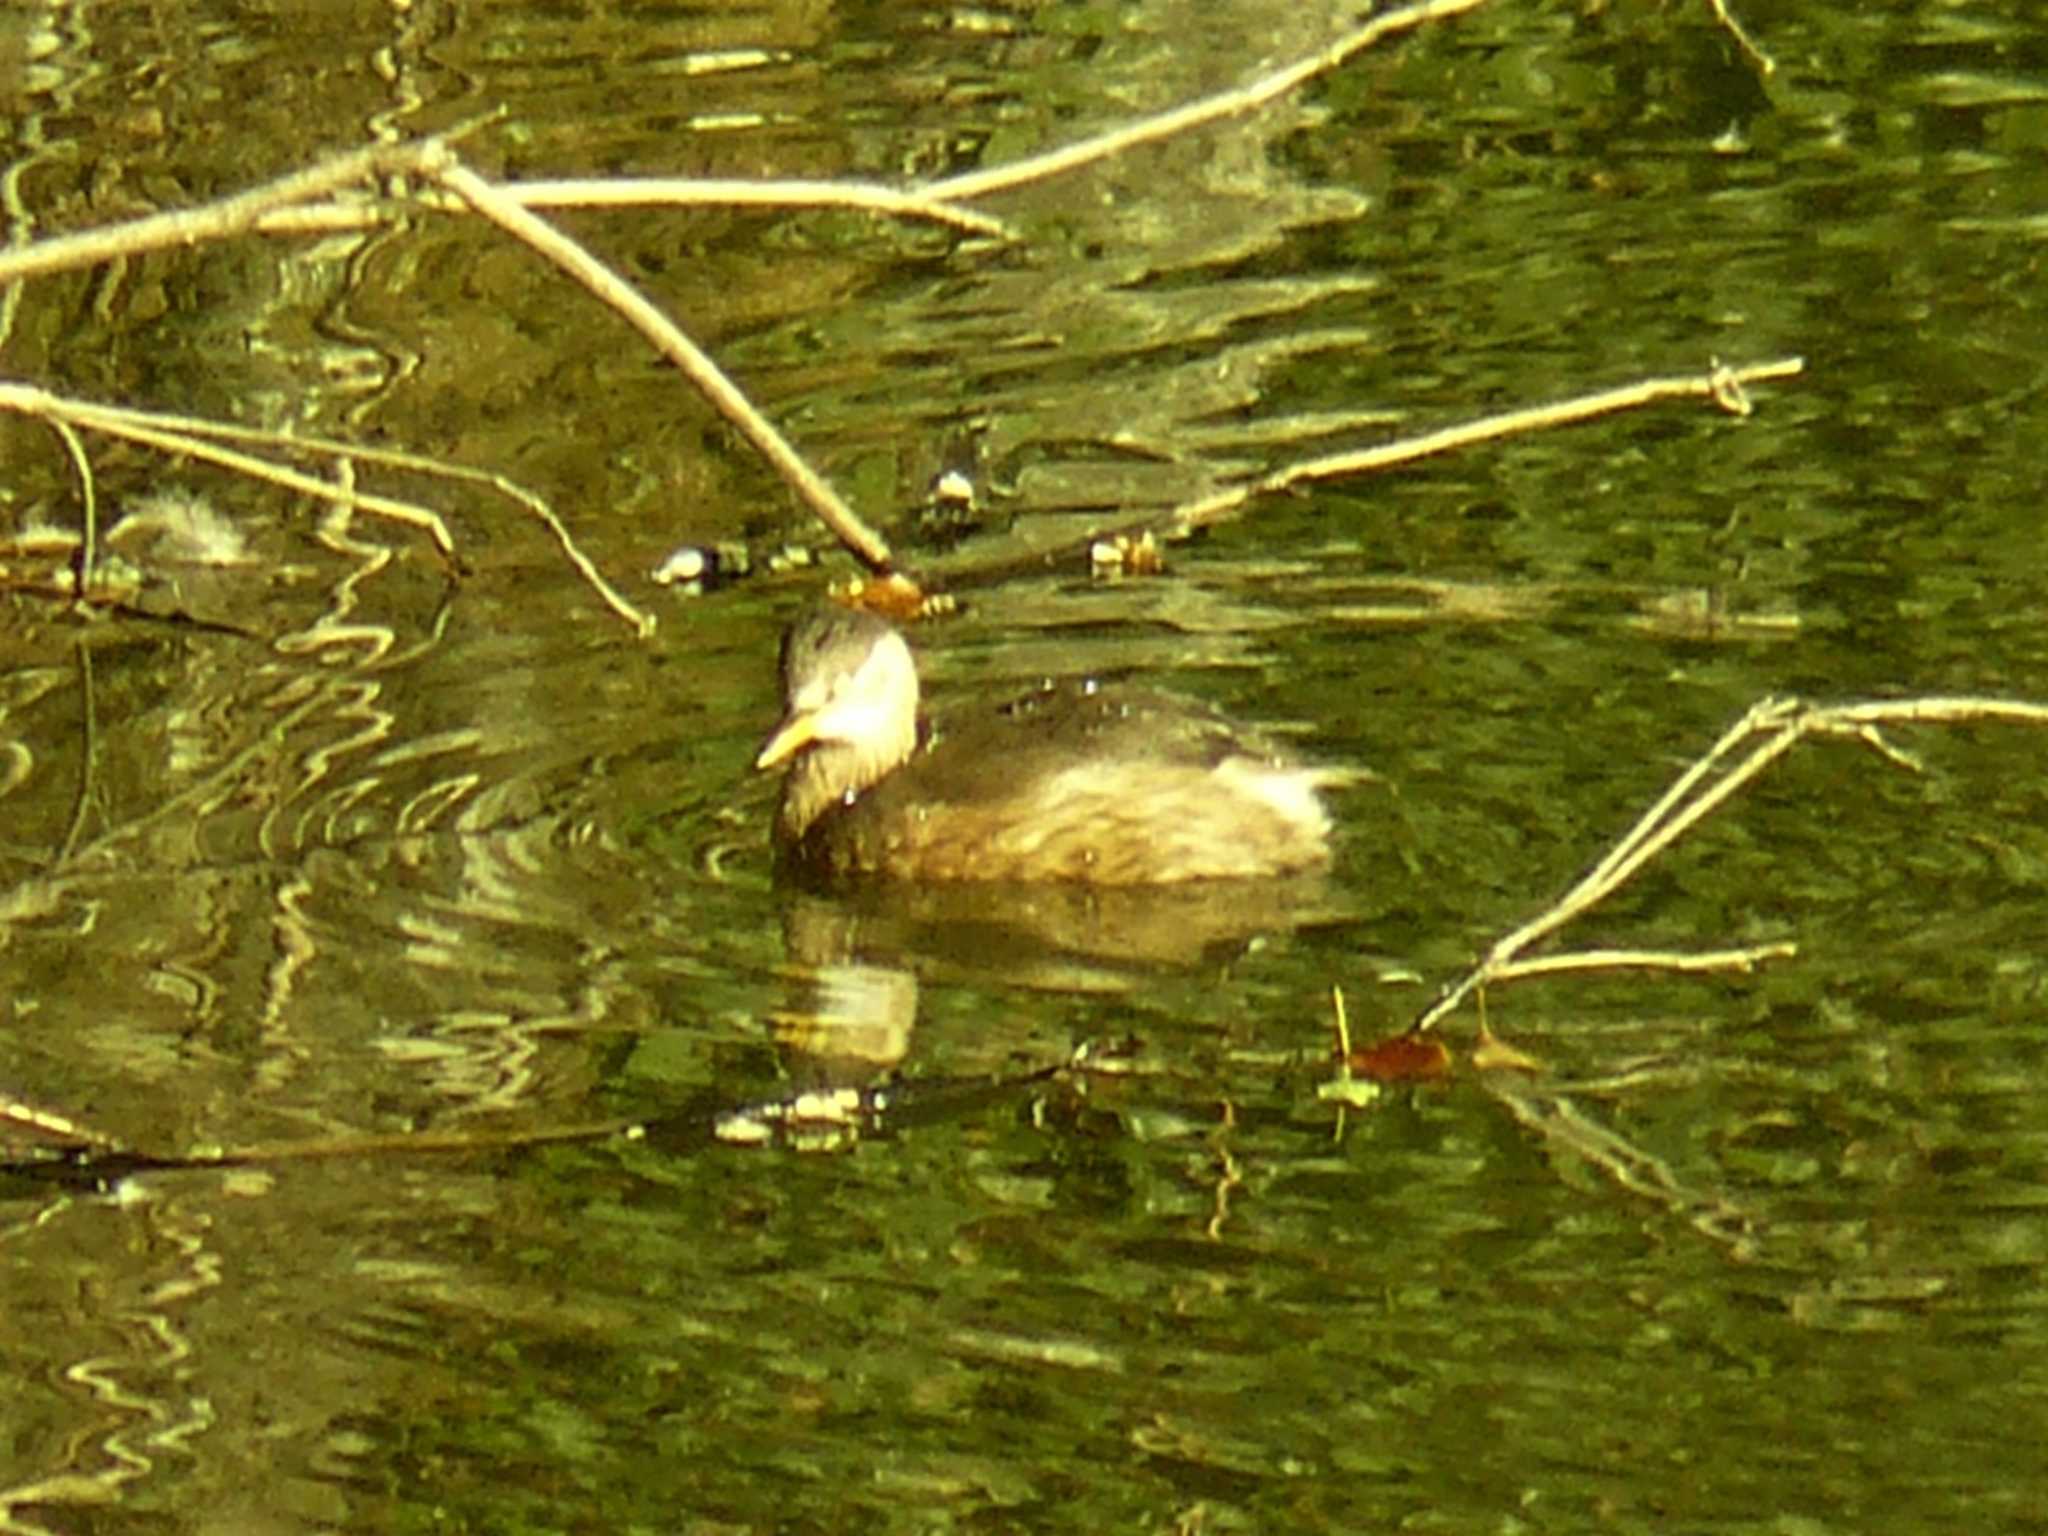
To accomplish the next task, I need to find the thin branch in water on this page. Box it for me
[1845,724,1923,775]
[1172,356,1807,534]
[1707,0,1776,78]
[260,177,1015,240]
[1817,694,2048,731]
[924,0,1493,201]
[42,413,97,606]
[426,149,896,575]
[1,381,657,635]
[0,382,459,560]
[928,359,1808,596]
[497,177,1012,239]
[306,437,651,636]
[1490,942,1799,985]
[0,0,1488,594]
[1409,692,2048,1035]
[1577,695,1795,895]
[0,142,437,287]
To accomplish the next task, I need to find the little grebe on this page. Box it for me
[755,606,1335,883]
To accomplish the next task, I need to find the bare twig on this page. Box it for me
[0,142,437,287]
[42,414,97,604]
[925,0,1494,201]
[0,382,458,560]
[927,359,1809,595]
[1489,942,1799,984]
[1411,692,2048,1034]
[427,150,896,574]
[1813,696,2048,731]
[497,177,1011,238]
[0,381,658,634]
[256,177,1014,239]
[1173,356,1807,533]
[0,137,896,584]
[257,178,1012,238]
[1707,0,1776,78]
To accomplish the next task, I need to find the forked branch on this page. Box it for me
[1410,693,2048,1035]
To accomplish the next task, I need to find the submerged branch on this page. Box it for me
[1485,1077,1760,1258]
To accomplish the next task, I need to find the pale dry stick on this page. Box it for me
[1491,942,1799,985]
[947,360,1806,588]
[1566,694,2048,932]
[0,382,459,561]
[17,385,652,634]
[0,1095,125,1153]
[1534,1058,1706,1098]
[1575,695,1799,895]
[253,201,408,236]
[1410,692,2048,1035]
[0,141,437,287]
[1498,697,1811,973]
[0,139,656,631]
[1815,695,2048,732]
[1707,0,1776,78]
[256,177,1013,240]
[1171,356,1807,533]
[426,150,896,574]
[409,457,654,638]
[925,0,1493,202]
[1413,702,1817,1034]
[498,177,1011,239]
